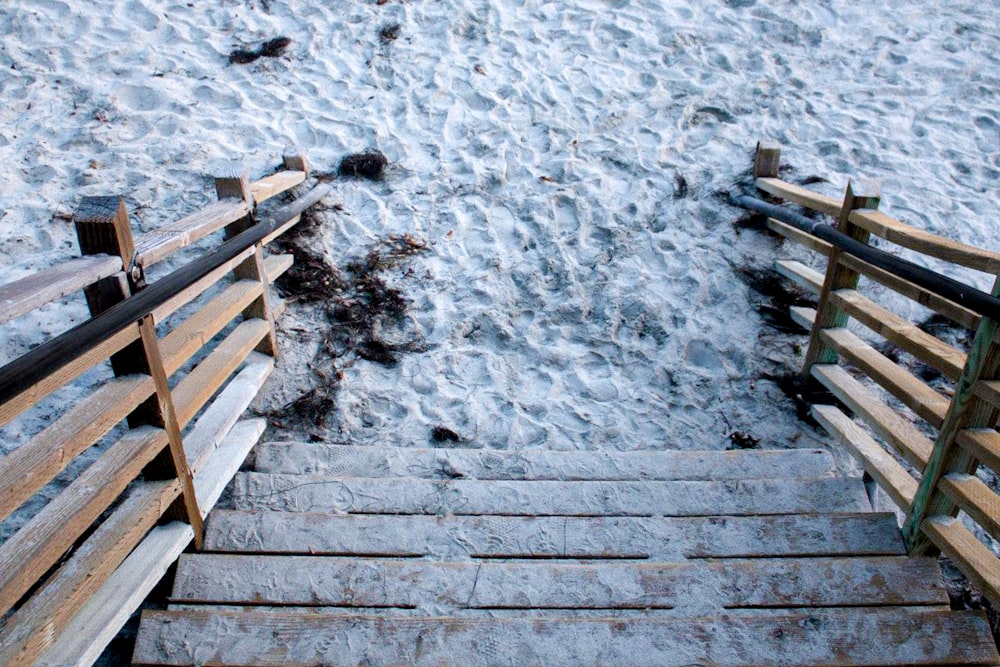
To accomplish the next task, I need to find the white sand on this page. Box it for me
[1,0,999,526]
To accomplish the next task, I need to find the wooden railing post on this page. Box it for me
[73,196,204,548]
[904,276,1000,554]
[215,164,279,358]
[801,180,881,376]
[753,140,781,179]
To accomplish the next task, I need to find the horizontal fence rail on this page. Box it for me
[749,139,1000,614]
[0,149,327,666]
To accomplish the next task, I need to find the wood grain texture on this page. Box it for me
[0,373,154,522]
[811,364,934,468]
[204,511,906,559]
[171,318,269,429]
[775,259,823,294]
[252,444,837,480]
[957,429,1000,476]
[171,555,947,610]
[250,171,306,205]
[819,327,950,426]
[0,254,122,326]
[0,323,140,427]
[34,521,193,667]
[0,426,167,616]
[261,215,300,248]
[0,479,180,667]
[228,474,871,516]
[133,200,250,268]
[132,607,999,666]
[938,473,1000,542]
[263,253,293,283]
[149,246,255,325]
[812,404,918,510]
[194,419,265,518]
[922,516,1000,610]
[755,177,843,218]
[850,209,1000,274]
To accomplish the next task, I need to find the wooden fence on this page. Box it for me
[0,150,326,666]
[752,140,1000,609]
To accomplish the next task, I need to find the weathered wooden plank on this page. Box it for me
[0,374,154,522]
[0,426,167,617]
[957,429,1000,476]
[850,209,1000,274]
[752,140,781,179]
[922,515,1000,610]
[184,354,273,473]
[229,475,871,516]
[0,323,140,427]
[149,246,256,325]
[831,289,966,380]
[767,217,982,330]
[159,279,262,377]
[250,170,307,205]
[789,305,816,330]
[171,555,947,610]
[811,364,934,468]
[204,511,906,559]
[0,479,181,667]
[195,419,265,519]
[820,327,951,426]
[938,473,1000,543]
[976,380,1000,411]
[133,607,999,667]
[811,404,918,510]
[171,318,270,429]
[252,444,837,480]
[35,521,193,667]
[755,177,843,218]
[0,255,123,326]
[133,200,250,268]
[261,215,300,248]
[263,253,293,284]
[775,259,823,294]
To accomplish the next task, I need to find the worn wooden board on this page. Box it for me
[150,246,256,325]
[811,404,918,510]
[0,254,122,326]
[0,426,166,617]
[134,199,250,268]
[938,473,1000,543]
[820,327,950,427]
[132,606,999,666]
[775,259,823,294]
[755,177,843,218]
[195,419,266,518]
[251,444,837,480]
[184,353,273,472]
[250,170,306,205]
[171,554,947,610]
[958,429,1000,477]
[811,364,934,468]
[0,479,180,667]
[263,253,293,283]
[35,521,193,667]
[204,511,905,560]
[849,209,1000,275]
[922,516,1000,611]
[0,373,154,522]
[229,474,871,516]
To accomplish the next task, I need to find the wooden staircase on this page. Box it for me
[132,444,1000,666]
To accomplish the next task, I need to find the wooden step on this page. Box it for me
[171,555,947,610]
[133,607,1000,666]
[228,474,871,516]
[204,511,906,560]
[251,444,837,480]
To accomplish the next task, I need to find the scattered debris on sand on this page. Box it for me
[229,36,291,64]
[380,24,401,42]
[339,150,389,180]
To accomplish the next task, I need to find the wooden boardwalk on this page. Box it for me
[132,444,1000,666]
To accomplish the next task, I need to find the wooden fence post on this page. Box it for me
[282,148,310,177]
[903,276,1000,554]
[801,180,881,376]
[74,196,204,548]
[215,164,279,358]
[753,140,781,179]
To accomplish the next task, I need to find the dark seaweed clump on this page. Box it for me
[380,24,401,42]
[229,36,292,64]
[339,151,388,180]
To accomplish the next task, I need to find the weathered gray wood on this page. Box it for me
[194,419,266,519]
[775,259,823,294]
[251,444,837,480]
[0,254,123,326]
[250,171,307,205]
[229,474,871,516]
[132,607,999,666]
[133,200,250,268]
[183,353,273,473]
[753,140,781,179]
[172,555,947,610]
[35,521,193,667]
[204,511,906,559]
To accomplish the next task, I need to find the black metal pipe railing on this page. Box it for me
[736,194,1000,323]
[0,183,331,407]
